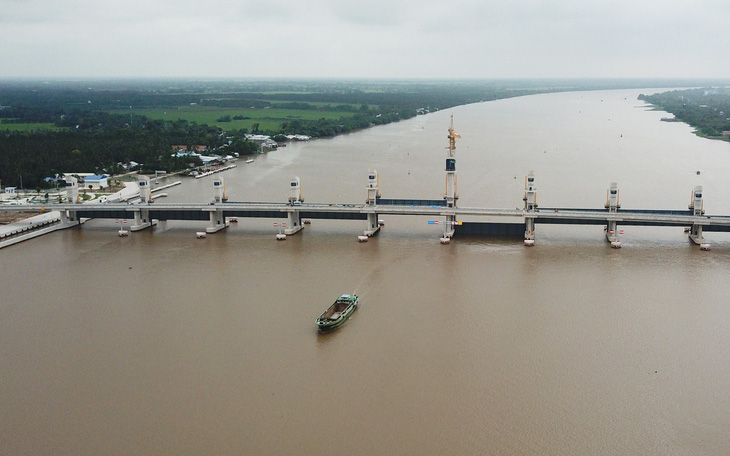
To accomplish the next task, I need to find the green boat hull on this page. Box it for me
[316,294,358,333]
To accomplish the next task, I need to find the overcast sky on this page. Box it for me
[1,0,728,79]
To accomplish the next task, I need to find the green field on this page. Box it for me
[134,106,357,131]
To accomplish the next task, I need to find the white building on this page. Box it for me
[83,175,109,189]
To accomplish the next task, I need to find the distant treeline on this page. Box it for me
[0,80,549,124]
[639,88,730,138]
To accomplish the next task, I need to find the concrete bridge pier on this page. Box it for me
[523,171,537,245]
[131,208,154,231]
[282,176,304,235]
[524,216,536,245]
[688,185,706,245]
[130,176,156,231]
[206,177,230,233]
[364,169,381,236]
[689,223,705,245]
[365,212,381,236]
[605,182,621,248]
[285,209,303,235]
[606,219,620,245]
[206,208,228,233]
[443,214,456,238]
[442,117,459,240]
[58,176,81,229]
[59,208,81,228]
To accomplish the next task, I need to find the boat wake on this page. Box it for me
[351,263,387,301]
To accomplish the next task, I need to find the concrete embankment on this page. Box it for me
[0,211,69,249]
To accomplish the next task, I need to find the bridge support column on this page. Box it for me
[59,177,82,228]
[605,182,621,248]
[364,169,381,236]
[523,172,537,245]
[59,209,80,227]
[524,217,535,244]
[689,224,705,245]
[206,209,228,233]
[443,214,456,238]
[606,220,620,245]
[285,209,303,235]
[206,177,230,233]
[364,212,380,236]
[442,117,459,239]
[688,185,706,245]
[131,208,154,231]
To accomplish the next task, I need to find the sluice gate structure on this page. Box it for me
[2,179,728,250]
[1,116,727,250]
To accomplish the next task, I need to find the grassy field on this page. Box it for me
[0,122,64,132]
[133,106,357,131]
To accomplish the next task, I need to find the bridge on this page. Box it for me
[1,116,726,250]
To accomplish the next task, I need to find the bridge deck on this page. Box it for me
[4,202,730,231]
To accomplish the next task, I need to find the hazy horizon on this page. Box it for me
[2,0,729,80]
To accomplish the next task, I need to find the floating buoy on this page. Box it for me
[357,235,368,242]
[196,232,206,239]
[700,243,711,251]
[378,219,385,226]
[302,218,311,224]
[524,239,535,246]
[118,230,129,237]
[440,237,451,244]
[276,233,286,240]
[611,241,621,249]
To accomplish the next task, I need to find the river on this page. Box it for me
[2,89,730,455]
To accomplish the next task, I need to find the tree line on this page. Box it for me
[639,88,730,138]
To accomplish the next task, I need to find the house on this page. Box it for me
[83,175,109,189]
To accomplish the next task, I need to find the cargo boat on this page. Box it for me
[316,294,358,333]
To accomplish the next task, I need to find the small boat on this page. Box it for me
[246,159,254,164]
[316,294,358,333]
